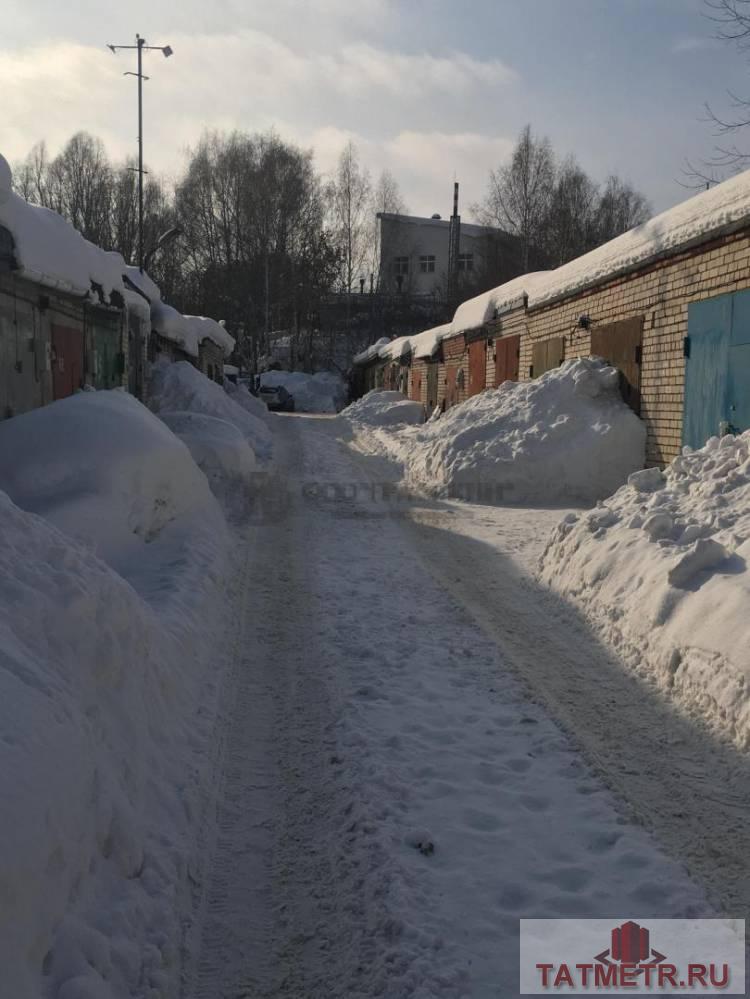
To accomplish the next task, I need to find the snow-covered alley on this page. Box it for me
[181,412,747,999]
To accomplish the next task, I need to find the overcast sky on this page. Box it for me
[4,0,750,220]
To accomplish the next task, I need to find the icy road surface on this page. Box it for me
[182,413,731,999]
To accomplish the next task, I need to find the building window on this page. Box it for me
[419,255,436,274]
[457,252,474,272]
[394,256,409,276]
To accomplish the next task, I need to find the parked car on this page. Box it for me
[258,384,295,412]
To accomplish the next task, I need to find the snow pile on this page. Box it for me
[149,360,272,460]
[402,358,644,503]
[224,378,268,420]
[151,303,235,359]
[0,390,232,998]
[0,390,218,569]
[541,431,750,747]
[451,273,548,334]
[531,167,750,307]
[0,153,125,303]
[259,369,347,413]
[160,411,256,516]
[342,389,425,427]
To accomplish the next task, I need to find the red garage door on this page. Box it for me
[468,338,486,397]
[51,325,84,400]
[494,334,520,386]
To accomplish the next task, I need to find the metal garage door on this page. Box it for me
[51,324,84,400]
[467,338,486,396]
[531,336,564,378]
[410,366,422,402]
[684,289,750,448]
[494,334,520,386]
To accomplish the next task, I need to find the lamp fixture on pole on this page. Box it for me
[107,34,173,272]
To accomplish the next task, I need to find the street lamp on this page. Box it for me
[143,225,183,272]
[107,34,173,272]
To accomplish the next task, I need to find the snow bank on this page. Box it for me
[260,369,347,413]
[224,378,268,420]
[160,411,257,517]
[149,361,272,460]
[451,273,548,334]
[0,153,125,303]
[342,389,425,427]
[0,390,217,570]
[530,168,750,308]
[0,390,232,998]
[541,430,750,747]
[395,359,644,503]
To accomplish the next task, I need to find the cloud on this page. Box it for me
[1,32,518,210]
[671,36,716,54]
[303,126,515,217]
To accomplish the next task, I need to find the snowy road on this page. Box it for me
[182,413,728,999]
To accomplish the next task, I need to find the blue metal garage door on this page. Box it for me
[683,289,750,448]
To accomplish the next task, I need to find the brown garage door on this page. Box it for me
[531,336,565,378]
[410,365,422,402]
[591,316,643,414]
[468,338,486,397]
[494,334,520,386]
[51,324,84,400]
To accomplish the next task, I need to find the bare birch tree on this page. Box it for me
[327,140,372,292]
[473,125,555,271]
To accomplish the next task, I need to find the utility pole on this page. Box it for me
[107,35,173,272]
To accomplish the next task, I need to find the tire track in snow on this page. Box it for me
[182,419,352,999]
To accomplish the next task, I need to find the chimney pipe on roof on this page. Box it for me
[448,181,461,302]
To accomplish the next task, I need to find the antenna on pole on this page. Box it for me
[107,34,174,271]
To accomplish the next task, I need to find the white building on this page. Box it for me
[377,211,520,298]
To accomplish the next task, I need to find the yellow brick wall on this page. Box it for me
[524,228,750,466]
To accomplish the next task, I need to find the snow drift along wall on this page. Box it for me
[0,389,233,998]
[401,358,645,504]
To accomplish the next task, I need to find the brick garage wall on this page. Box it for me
[524,227,750,466]
[442,333,468,407]
[198,338,225,383]
[410,358,427,404]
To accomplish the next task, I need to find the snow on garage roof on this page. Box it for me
[353,324,452,367]
[410,322,453,359]
[151,303,235,359]
[353,337,390,365]
[378,335,413,361]
[0,153,125,303]
[529,168,750,309]
[451,273,550,334]
[124,265,162,304]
